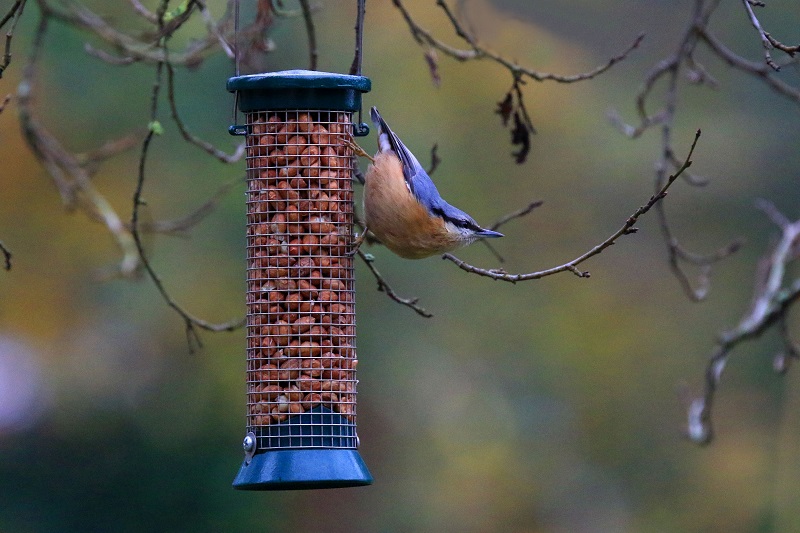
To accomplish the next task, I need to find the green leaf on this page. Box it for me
[148,120,164,135]
[163,0,190,22]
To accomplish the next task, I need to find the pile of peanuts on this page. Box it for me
[245,111,358,427]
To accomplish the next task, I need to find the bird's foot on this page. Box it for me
[347,139,374,163]
[347,228,369,257]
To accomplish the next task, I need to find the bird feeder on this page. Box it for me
[227,70,372,490]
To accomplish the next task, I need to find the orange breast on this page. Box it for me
[363,153,460,259]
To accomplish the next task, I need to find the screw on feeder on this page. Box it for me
[242,432,257,464]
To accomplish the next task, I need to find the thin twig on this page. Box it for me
[443,130,702,282]
[741,0,780,70]
[764,32,800,57]
[127,0,158,24]
[488,200,543,232]
[195,0,235,59]
[392,0,644,84]
[0,0,28,78]
[76,130,145,171]
[132,177,241,235]
[83,43,139,65]
[129,11,244,353]
[739,0,798,71]
[358,250,433,318]
[700,29,800,102]
[165,61,245,163]
[350,0,366,75]
[0,241,11,270]
[43,0,270,68]
[298,0,317,70]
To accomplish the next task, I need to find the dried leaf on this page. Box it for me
[495,92,513,126]
[511,111,531,164]
[427,143,440,175]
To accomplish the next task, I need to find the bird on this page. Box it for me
[351,106,502,259]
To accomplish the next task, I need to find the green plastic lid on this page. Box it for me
[228,69,371,112]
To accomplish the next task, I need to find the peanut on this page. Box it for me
[244,110,359,428]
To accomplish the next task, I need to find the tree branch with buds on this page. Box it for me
[128,5,244,352]
[392,0,643,164]
[443,130,702,281]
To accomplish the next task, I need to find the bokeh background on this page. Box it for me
[1,1,799,531]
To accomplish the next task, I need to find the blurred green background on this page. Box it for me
[1,1,799,531]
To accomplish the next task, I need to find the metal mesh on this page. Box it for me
[245,110,358,450]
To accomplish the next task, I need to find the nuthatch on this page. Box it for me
[354,106,502,259]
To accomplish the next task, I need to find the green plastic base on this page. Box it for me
[232,448,373,490]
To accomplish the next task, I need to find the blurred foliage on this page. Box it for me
[1,1,799,532]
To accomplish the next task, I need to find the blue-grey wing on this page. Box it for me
[370,106,495,234]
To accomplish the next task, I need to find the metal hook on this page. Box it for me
[354,121,370,137]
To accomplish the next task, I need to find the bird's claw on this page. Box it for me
[347,229,369,257]
[347,139,374,163]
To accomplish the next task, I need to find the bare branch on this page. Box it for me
[700,30,800,102]
[298,0,317,71]
[764,32,800,57]
[0,0,28,78]
[133,177,240,236]
[392,0,643,84]
[488,200,543,232]
[165,61,244,163]
[608,1,785,302]
[755,197,792,229]
[127,0,159,24]
[350,0,366,75]
[686,206,800,444]
[655,180,743,302]
[195,0,235,59]
[444,131,702,282]
[424,47,441,87]
[129,28,244,350]
[18,13,140,275]
[477,199,544,264]
[83,43,139,65]
[42,0,271,69]
[358,250,433,318]
[740,0,780,70]
[740,0,798,71]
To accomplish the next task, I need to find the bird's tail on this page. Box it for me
[370,106,393,154]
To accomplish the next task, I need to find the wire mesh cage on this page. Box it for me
[228,70,372,490]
